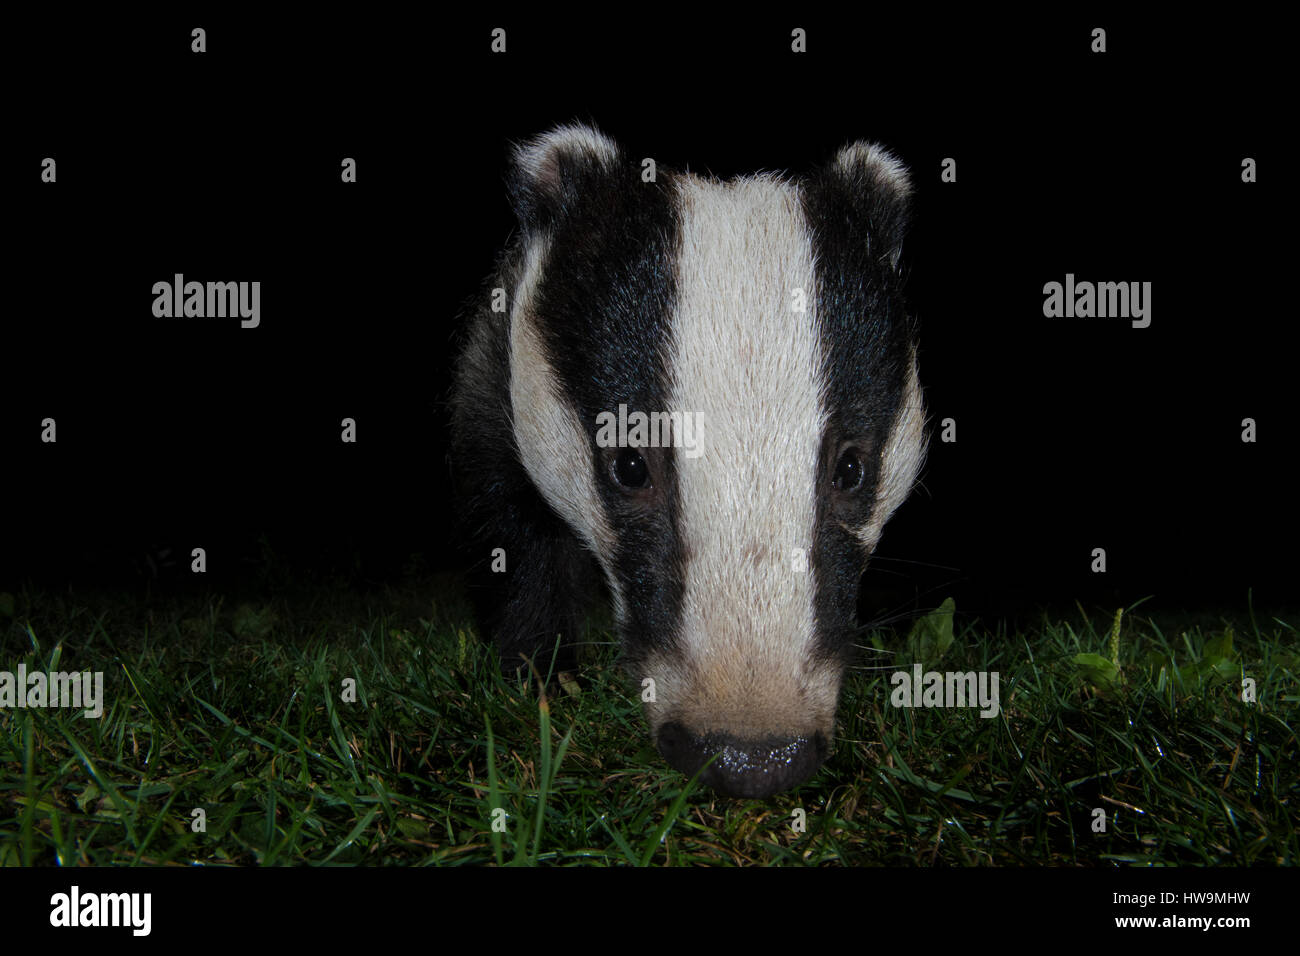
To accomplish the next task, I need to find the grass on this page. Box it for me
[0,580,1296,866]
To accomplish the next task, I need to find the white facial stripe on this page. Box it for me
[659,173,837,738]
[856,351,926,552]
[508,238,625,616]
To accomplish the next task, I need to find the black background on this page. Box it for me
[4,11,1291,624]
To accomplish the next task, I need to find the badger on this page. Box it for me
[451,123,926,798]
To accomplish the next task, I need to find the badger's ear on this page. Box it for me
[826,142,912,271]
[507,124,623,232]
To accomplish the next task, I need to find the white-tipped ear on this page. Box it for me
[514,123,621,190]
[834,142,912,199]
[830,141,912,270]
[508,124,623,230]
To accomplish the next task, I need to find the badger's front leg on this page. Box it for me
[482,497,598,672]
[450,313,599,673]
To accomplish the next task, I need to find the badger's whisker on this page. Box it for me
[847,662,904,673]
[850,643,892,655]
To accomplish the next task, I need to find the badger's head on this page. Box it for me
[506,124,926,798]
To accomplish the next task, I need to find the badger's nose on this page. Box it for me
[656,722,828,798]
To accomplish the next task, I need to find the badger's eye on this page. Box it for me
[832,449,864,491]
[612,448,650,489]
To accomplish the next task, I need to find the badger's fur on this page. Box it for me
[451,124,926,798]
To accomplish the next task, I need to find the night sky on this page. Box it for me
[4,12,1290,621]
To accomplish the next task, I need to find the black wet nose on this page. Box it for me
[656,722,828,798]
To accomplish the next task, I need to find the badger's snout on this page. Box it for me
[656,723,829,798]
[638,633,846,796]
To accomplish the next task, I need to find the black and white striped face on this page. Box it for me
[507,125,926,798]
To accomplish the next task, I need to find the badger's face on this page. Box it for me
[506,125,926,798]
